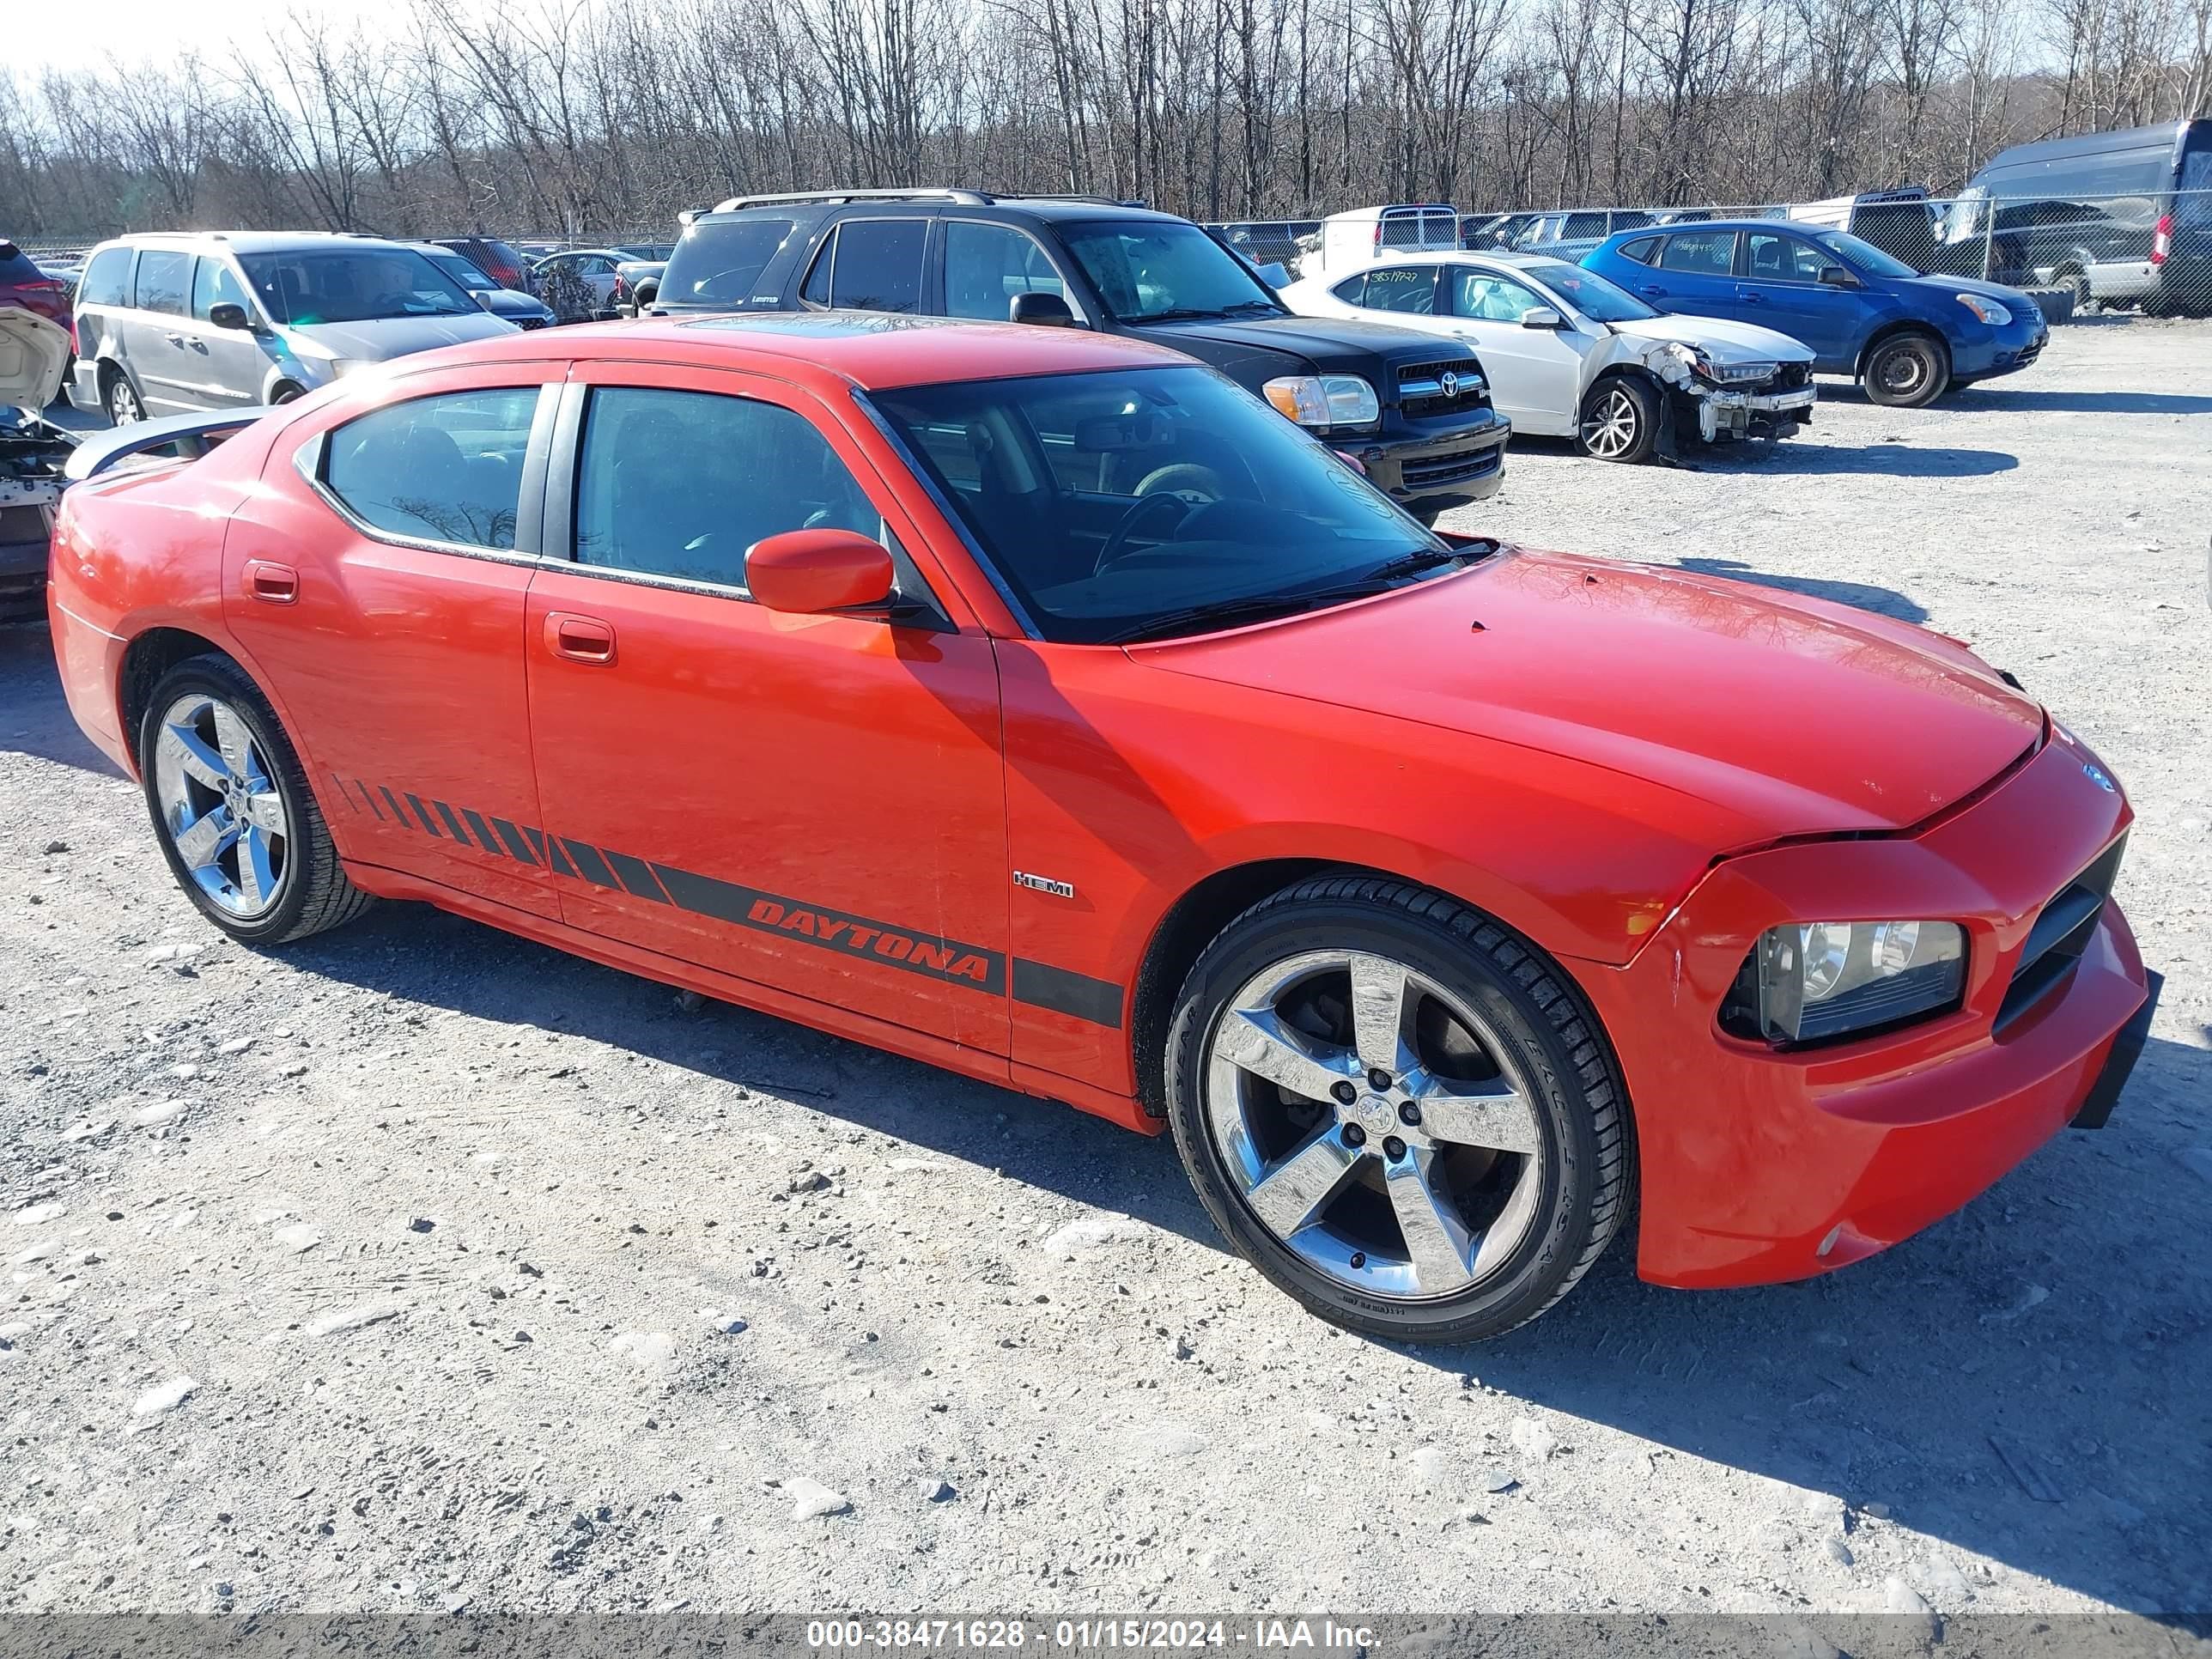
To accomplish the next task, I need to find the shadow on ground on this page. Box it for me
[1673,556,1929,622]
[284,893,2210,1625]
[1820,383,2212,416]
[1507,434,2016,477]
[0,625,125,776]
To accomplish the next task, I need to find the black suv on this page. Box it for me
[652,190,1510,521]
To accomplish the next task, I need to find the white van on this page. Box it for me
[1299,204,1461,278]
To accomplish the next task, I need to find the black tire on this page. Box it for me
[1862,331,1949,408]
[1577,374,1657,462]
[1164,874,1632,1343]
[270,382,306,404]
[104,366,143,426]
[137,653,374,946]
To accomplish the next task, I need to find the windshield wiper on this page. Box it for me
[1100,547,1488,646]
[1221,300,1285,315]
[1129,307,1231,323]
[1097,593,1319,645]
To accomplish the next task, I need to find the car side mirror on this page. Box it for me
[1010,291,1076,328]
[746,529,896,617]
[208,302,252,331]
[1818,265,1858,288]
[1519,306,1565,330]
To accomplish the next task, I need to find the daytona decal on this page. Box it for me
[337,775,1108,1011]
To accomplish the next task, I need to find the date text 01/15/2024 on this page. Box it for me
[802,1619,1376,1649]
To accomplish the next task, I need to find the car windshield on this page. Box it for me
[1522,259,1656,321]
[425,252,495,292]
[1060,222,1285,323]
[239,249,479,324]
[1810,228,1920,278]
[870,365,1461,645]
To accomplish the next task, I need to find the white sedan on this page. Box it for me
[1280,250,1819,463]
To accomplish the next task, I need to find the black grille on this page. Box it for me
[1396,360,1489,418]
[515,317,550,331]
[1994,835,2125,1033]
[1772,362,1811,390]
[1401,442,1503,490]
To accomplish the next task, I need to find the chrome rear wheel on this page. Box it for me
[151,692,291,920]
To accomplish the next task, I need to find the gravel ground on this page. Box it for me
[2,320,2208,1641]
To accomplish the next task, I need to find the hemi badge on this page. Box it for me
[1012,871,1076,899]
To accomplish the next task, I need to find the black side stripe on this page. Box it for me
[352,781,1117,1025]
[353,780,385,820]
[332,774,362,813]
[1012,959,1126,1030]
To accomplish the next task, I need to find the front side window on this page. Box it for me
[1361,266,1438,314]
[238,249,478,325]
[1059,221,1282,323]
[573,386,887,589]
[191,258,251,320]
[81,246,132,307]
[323,386,541,550]
[132,250,192,314]
[1451,268,1547,322]
[944,222,1069,321]
[1745,234,1830,283]
[1807,228,1917,278]
[1658,232,1739,275]
[872,365,1447,645]
[804,220,927,313]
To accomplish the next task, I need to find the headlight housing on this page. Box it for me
[1724,920,1967,1046]
[1262,374,1379,430]
[1955,294,2013,326]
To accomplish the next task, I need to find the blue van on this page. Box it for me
[1583,220,2048,408]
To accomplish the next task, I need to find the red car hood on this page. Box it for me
[1137,548,2042,841]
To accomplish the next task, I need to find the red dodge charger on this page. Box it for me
[46,314,2155,1342]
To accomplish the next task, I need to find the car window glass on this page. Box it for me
[191,258,250,320]
[1745,234,1828,282]
[824,220,927,313]
[238,249,477,324]
[1360,266,1437,314]
[1615,236,1661,266]
[663,218,797,306]
[1452,269,1547,322]
[574,386,892,589]
[324,386,540,550]
[81,246,132,307]
[132,249,192,314]
[944,222,1069,321]
[1329,274,1366,303]
[2179,149,2212,227]
[1658,231,1738,275]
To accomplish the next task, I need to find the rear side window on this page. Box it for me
[1616,236,1661,265]
[1362,265,1438,314]
[572,386,886,589]
[803,219,927,313]
[132,250,192,314]
[323,387,541,550]
[79,246,132,306]
[662,218,797,306]
[0,243,42,285]
[1658,232,1738,275]
[1330,274,1367,303]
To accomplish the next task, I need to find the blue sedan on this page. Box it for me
[1582,221,2049,407]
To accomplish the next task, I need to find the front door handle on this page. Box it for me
[165,331,187,345]
[1638,283,1667,298]
[243,560,298,604]
[1737,288,1765,304]
[545,611,617,665]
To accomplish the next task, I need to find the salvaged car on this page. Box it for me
[1282,251,1817,462]
[47,316,2156,1343]
[1,308,76,621]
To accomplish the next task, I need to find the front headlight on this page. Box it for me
[1262,374,1379,430]
[1729,920,1966,1045]
[1955,294,2013,326]
[325,359,368,380]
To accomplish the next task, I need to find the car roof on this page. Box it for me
[696,194,1173,227]
[399,311,1182,391]
[1603,218,1800,237]
[101,231,430,255]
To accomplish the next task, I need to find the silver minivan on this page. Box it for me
[69,231,518,425]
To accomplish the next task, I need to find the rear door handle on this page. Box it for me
[243,560,298,604]
[545,612,617,665]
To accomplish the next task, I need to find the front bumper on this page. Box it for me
[1954,320,2049,380]
[1573,732,2152,1289]
[1346,410,1512,515]
[1680,381,1816,442]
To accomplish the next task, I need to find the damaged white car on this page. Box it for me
[1,308,76,622]
[1279,250,1818,464]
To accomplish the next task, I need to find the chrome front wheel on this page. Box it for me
[1165,877,1632,1343]
[1577,377,1656,463]
[152,693,290,919]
